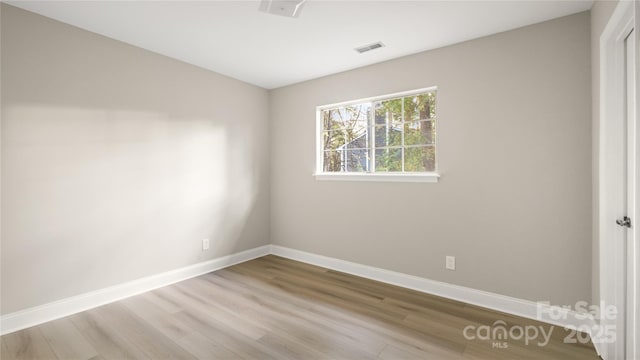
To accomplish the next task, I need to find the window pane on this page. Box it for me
[323,129,346,151]
[345,149,369,172]
[344,104,370,134]
[322,109,339,131]
[375,148,402,172]
[324,150,370,172]
[322,104,370,155]
[374,98,402,127]
[404,92,436,121]
[404,146,435,172]
[404,120,435,146]
[322,104,370,131]
[375,125,402,147]
[343,126,369,150]
[323,150,342,172]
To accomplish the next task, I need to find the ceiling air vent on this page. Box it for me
[355,42,385,54]
[259,0,306,18]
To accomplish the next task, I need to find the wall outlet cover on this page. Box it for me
[446,255,455,270]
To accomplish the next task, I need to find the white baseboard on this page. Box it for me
[0,245,270,335]
[1,242,601,357]
[270,245,599,342]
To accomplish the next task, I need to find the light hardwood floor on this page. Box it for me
[2,255,599,359]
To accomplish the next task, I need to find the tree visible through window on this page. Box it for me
[319,89,437,174]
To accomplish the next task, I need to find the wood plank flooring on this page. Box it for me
[1,255,600,359]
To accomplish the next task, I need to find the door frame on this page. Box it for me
[625,23,638,360]
[599,1,638,359]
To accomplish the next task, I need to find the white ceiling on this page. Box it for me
[8,0,593,89]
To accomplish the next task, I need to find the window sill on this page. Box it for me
[313,172,440,183]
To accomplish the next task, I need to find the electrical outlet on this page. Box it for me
[202,239,210,251]
[446,256,456,270]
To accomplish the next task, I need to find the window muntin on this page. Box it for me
[318,89,437,175]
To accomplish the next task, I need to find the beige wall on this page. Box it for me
[590,0,619,307]
[1,4,595,314]
[1,4,270,314]
[270,12,592,306]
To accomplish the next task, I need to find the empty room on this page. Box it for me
[0,0,638,359]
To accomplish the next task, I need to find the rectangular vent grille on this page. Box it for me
[355,42,385,54]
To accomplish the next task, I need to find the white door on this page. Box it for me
[600,2,637,359]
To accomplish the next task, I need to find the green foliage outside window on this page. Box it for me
[321,90,436,173]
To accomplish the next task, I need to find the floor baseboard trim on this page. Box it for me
[269,245,599,340]
[0,245,271,335]
[2,242,600,354]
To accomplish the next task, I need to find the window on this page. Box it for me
[316,88,438,182]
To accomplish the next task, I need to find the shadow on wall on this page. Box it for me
[1,101,266,314]
[1,3,271,315]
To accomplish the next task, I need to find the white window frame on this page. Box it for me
[314,87,440,183]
